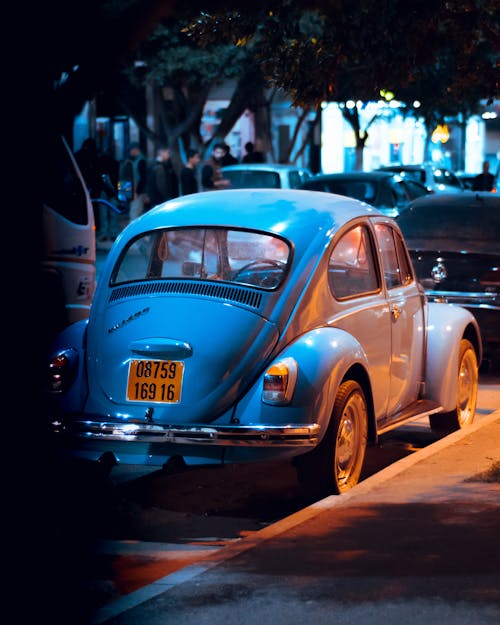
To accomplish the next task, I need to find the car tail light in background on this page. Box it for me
[262,357,298,404]
[479,267,500,288]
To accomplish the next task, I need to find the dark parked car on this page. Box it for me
[378,163,464,194]
[300,171,431,217]
[397,191,500,366]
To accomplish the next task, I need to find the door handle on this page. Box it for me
[391,304,401,320]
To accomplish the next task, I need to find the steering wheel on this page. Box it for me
[232,259,286,287]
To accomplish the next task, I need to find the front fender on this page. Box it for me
[233,326,370,442]
[425,302,481,411]
[48,319,89,413]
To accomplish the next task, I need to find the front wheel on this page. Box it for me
[295,380,368,498]
[430,338,478,436]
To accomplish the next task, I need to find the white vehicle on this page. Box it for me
[221,163,312,189]
[42,136,96,338]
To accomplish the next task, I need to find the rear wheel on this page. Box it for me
[430,338,478,436]
[296,380,368,498]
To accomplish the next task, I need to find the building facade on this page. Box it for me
[73,87,499,178]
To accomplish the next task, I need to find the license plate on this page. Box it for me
[126,359,184,403]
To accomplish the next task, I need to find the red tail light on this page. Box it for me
[48,349,78,392]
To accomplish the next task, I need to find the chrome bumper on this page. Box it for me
[53,419,320,447]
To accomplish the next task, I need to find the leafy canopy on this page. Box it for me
[184,0,499,108]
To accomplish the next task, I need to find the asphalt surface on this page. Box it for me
[89,408,500,625]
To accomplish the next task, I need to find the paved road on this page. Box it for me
[88,370,499,613]
[90,411,500,625]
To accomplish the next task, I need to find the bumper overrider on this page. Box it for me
[52,418,320,447]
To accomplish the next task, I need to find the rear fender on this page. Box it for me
[233,327,370,443]
[48,319,89,412]
[425,302,481,410]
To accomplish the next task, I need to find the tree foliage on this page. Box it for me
[186,0,499,106]
[118,16,259,161]
[183,0,499,166]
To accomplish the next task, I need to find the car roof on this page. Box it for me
[379,164,425,170]
[126,189,381,249]
[221,163,309,172]
[304,171,400,181]
[397,191,500,253]
[406,190,500,210]
[378,164,451,172]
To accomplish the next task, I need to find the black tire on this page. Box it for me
[429,338,478,437]
[296,380,368,497]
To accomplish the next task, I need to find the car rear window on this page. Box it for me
[306,179,377,204]
[111,227,290,290]
[398,169,425,184]
[288,170,311,188]
[404,180,430,199]
[224,170,281,188]
[432,168,462,189]
[397,204,500,243]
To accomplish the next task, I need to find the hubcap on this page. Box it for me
[457,349,477,427]
[337,417,355,467]
[335,391,366,490]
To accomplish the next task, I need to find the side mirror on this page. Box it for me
[91,197,128,215]
[118,179,133,203]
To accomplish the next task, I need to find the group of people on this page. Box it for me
[75,138,266,242]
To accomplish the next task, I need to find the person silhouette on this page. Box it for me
[242,140,265,163]
[201,143,231,191]
[472,160,495,191]
[180,148,201,195]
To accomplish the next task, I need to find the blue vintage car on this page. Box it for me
[48,189,482,496]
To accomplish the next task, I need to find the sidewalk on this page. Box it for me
[92,411,500,625]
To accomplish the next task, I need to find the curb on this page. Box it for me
[91,410,500,624]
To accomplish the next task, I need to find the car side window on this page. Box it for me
[328,225,379,299]
[433,168,462,189]
[43,137,90,225]
[374,224,413,289]
[391,181,410,206]
[404,180,429,199]
[288,171,300,188]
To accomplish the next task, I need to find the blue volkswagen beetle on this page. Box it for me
[48,189,481,496]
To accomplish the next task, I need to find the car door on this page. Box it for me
[373,222,425,418]
[327,223,392,419]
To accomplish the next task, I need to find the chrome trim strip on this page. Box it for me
[426,291,499,309]
[54,420,320,447]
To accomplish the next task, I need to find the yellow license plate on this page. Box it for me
[126,359,184,403]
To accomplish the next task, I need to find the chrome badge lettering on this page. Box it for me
[431,262,447,283]
[108,307,150,333]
